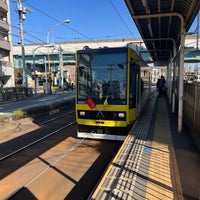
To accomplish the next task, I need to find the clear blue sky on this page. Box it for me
[10,0,141,45]
[10,0,199,45]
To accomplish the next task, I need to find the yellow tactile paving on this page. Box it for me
[145,98,183,200]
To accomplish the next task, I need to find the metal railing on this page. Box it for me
[0,87,33,102]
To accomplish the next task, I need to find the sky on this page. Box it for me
[10,0,142,45]
[10,0,199,45]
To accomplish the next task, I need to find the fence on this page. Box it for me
[0,87,33,102]
[183,83,200,150]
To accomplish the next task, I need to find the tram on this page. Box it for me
[75,46,151,141]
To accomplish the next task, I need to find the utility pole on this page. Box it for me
[59,45,64,88]
[17,0,32,88]
[18,0,27,88]
[196,11,199,50]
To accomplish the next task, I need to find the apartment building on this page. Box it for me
[0,0,14,87]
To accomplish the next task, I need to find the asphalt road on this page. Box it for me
[0,92,75,114]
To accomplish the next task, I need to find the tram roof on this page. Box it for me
[125,0,200,66]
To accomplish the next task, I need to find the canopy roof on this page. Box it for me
[125,0,200,65]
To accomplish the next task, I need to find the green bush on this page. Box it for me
[13,110,28,119]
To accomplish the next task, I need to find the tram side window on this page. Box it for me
[129,64,136,108]
[77,54,92,101]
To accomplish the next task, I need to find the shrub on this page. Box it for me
[13,110,28,119]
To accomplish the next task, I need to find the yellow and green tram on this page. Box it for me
[75,46,151,141]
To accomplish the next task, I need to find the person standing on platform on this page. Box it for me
[156,75,166,97]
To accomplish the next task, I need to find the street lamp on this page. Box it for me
[58,45,64,88]
[32,45,55,94]
[47,19,70,44]
[46,19,70,92]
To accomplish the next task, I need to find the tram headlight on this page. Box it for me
[118,112,125,118]
[79,111,86,116]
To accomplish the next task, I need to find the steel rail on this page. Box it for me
[0,120,76,161]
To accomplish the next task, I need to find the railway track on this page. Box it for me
[0,110,121,200]
[0,121,76,161]
[0,110,76,158]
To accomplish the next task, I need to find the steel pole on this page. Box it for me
[18,0,27,88]
[32,52,37,94]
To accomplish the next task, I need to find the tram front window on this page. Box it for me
[77,52,127,105]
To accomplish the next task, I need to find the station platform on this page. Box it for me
[90,93,200,200]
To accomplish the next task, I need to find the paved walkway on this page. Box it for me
[0,92,75,115]
[145,97,182,199]
[91,94,200,200]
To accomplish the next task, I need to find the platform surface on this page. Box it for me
[91,93,200,200]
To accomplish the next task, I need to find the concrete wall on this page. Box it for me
[183,83,200,151]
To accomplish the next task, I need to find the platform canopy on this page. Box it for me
[125,0,200,66]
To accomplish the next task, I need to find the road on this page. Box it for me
[0,92,75,114]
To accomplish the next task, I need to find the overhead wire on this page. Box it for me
[108,0,136,38]
[10,1,47,44]
[22,1,105,46]
[10,0,134,46]
[11,24,46,44]
[0,28,38,45]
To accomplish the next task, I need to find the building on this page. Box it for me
[0,0,14,87]
[12,36,200,90]
[12,38,147,90]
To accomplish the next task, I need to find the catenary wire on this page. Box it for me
[10,0,136,46]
